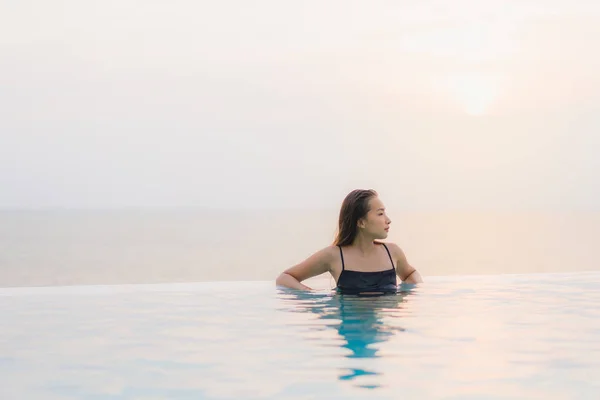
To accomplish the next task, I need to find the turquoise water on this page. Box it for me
[1,273,599,399]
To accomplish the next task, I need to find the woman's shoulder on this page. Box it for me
[308,245,340,261]
[322,244,341,257]
[376,241,407,258]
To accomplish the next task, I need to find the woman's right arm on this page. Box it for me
[275,247,333,291]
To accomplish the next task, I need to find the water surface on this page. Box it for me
[1,273,599,399]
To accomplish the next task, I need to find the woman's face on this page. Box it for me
[360,196,391,239]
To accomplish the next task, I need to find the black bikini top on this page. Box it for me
[335,243,398,295]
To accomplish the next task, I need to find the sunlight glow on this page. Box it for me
[398,21,514,116]
[433,73,503,116]
[446,74,502,115]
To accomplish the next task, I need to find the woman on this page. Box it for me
[276,189,423,294]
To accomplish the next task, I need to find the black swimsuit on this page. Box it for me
[336,243,398,295]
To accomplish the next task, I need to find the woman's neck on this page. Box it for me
[351,234,377,256]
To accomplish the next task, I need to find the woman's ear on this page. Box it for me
[357,218,366,229]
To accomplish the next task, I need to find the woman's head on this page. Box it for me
[333,189,391,246]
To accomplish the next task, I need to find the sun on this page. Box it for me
[441,73,502,116]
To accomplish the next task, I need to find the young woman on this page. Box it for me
[276,189,423,294]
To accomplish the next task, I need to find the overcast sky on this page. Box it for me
[1,1,599,210]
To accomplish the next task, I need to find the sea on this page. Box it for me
[1,209,599,399]
[1,209,599,287]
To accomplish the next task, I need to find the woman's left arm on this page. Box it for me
[388,243,423,283]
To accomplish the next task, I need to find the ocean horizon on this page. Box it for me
[1,209,598,288]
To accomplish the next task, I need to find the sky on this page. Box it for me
[1,0,600,210]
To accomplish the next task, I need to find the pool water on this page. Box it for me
[1,272,599,399]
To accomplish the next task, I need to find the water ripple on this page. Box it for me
[1,273,600,399]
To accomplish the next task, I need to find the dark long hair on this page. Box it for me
[333,189,378,246]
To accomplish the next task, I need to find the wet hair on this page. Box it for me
[333,189,378,246]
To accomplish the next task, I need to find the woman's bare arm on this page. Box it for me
[388,243,423,283]
[276,247,334,290]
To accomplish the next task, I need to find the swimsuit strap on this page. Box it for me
[337,245,345,271]
[381,243,395,270]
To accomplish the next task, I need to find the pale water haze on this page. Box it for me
[1,209,599,287]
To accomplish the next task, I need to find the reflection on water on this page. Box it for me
[277,286,417,388]
[2,274,600,399]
